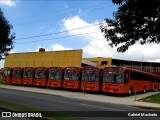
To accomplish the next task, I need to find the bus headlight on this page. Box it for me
[118,86,124,90]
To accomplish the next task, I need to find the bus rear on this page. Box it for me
[2,67,12,84]
[81,66,102,92]
[63,67,81,90]
[22,67,34,85]
[11,67,23,85]
[34,67,48,87]
[102,67,127,94]
[47,67,63,88]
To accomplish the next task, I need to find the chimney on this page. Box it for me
[39,48,45,52]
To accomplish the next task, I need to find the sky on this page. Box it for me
[0,0,160,68]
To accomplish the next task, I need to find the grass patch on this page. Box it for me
[0,101,83,120]
[140,93,160,104]
[0,101,39,111]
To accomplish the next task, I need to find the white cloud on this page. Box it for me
[63,16,100,38]
[0,60,4,68]
[51,44,72,51]
[0,0,15,7]
[62,15,160,62]
[0,50,16,68]
[149,59,160,62]
[9,50,16,53]
[83,40,115,57]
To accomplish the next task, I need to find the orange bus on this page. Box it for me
[47,67,63,88]
[2,67,12,84]
[81,66,102,92]
[11,67,23,85]
[22,67,34,85]
[34,67,48,87]
[102,67,157,95]
[63,67,81,90]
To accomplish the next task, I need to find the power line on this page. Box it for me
[15,23,103,40]
[15,31,101,44]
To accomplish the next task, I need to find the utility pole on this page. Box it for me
[141,56,143,71]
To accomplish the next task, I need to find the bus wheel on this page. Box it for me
[129,88,132,96]
[143,87,146,94]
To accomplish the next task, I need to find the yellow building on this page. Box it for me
[84,57,160,73]
[4,49,83,67]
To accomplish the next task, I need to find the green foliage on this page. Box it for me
[0,8,15,60]
[141,93,160,104]
[101,0,160,52]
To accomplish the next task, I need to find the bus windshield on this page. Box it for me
[13,69,21,78]
[103,72,124,83]
[82,71,99,82]
[64,71,79,80]
[23,69,33,78]
[35,69,46,79]
[49,69,61,80]
[3,68,10,77]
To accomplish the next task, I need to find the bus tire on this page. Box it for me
[129,88,133,96]
[143,87,146,94]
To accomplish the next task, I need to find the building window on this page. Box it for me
[101,61,108,66]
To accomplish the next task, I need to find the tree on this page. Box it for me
[100,0,160,52]
[0,8,15,60]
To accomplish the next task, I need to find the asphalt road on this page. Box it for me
[0,88,159,120]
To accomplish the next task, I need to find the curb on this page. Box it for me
[133,101,160,110]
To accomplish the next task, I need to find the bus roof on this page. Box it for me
[83,66,98,70]
[104,67,123,71]
[64,67,79,70]
[49,67,62,70]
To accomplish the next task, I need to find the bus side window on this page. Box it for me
[125,70,129,83]
[151,76,154,82]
